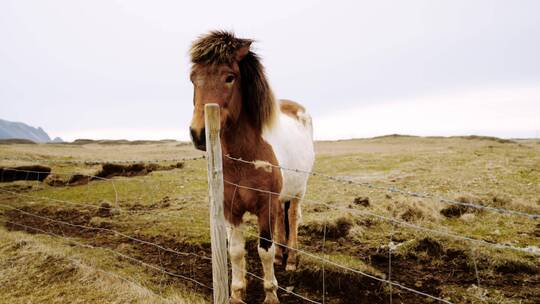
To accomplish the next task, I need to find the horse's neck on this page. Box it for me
[221,119,263,161]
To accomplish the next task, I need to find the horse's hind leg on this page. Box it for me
[258,204,279,304]
[286,197,301,271]
[274,199,287,266]
[227,224,247,303]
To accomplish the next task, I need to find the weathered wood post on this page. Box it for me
[204,103,230,303]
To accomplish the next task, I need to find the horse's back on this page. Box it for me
[263,99,315,200]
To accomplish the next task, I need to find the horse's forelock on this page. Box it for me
[190,31,252,65]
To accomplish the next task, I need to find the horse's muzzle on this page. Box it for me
[190,127,206,151]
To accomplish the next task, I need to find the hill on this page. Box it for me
[0,119,62,143]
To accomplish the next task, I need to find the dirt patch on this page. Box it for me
[96,163,152,178]
[96,202,114,217]
[0,166,51,182]
[5,206,95,237]
[95,162,184,179]
[69,139,178,145]
[125,234,213,293]
[67,174,91,186]
[353,196,370,207]
[413,237,445,257]
[45,162,184,187]
[44,174,67,186]
[300,216,354,240]
[440,196,477,218]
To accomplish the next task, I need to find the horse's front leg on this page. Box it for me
[258,205,279,304]
[227,224,247,304]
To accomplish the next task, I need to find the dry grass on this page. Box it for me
[0,227,207,304]
[0,136,539,303]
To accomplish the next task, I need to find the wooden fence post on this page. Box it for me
[204,103,230,303]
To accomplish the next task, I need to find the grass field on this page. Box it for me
[0,136,539,303]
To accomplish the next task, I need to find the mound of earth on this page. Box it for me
[0,165,51,182]
[95,162,183,179]
[0,138,37,145]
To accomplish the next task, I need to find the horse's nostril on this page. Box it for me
[189,127,197,142]
[189,127,206,151]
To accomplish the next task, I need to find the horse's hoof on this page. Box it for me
[285,263,297,271]
[230,297,246,304]
[263,295,280,304]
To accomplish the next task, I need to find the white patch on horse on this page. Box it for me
[253,160,273,173]
[262,109,315,201]
[296,109,312,128]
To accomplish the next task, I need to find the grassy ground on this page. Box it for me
[0,136,538,303]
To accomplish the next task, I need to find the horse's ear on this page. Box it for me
[235,40,252,62]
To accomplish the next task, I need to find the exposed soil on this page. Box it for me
[42,162,185,187]
[0,165,51,182]
[3,205,539,304]
[353,196,370,207]
[439,196,482,218]
[69,139,178,145]
[93,162,183,180]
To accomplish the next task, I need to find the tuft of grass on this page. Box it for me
[440,196,480,218]
[299,216,354,239]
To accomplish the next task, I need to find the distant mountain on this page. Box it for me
[0,119,62,143]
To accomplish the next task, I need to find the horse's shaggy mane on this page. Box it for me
[190,31,276,132]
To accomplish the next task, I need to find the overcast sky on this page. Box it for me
[1,0,539,141]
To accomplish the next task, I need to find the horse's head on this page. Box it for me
[188,31,252,151]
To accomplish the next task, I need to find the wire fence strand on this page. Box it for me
[1,219,213,290]
[0,202,211,261]
[224,154,540,219]
[1,155,205,165]
[223,179,539,256]
[1,153,537,303]
[233,224,454,304]
[1,236,172,303]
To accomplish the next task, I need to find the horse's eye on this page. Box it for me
[225,75,235,83]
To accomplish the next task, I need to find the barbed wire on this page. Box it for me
[240,266,322,304]
[2,151,537,303]
[0,165,204,183]
[223,179,539,256]
[1,201,320,303]
[224,154,540,220]
[226,184,450,304]
[229,223,453,304]
[0,155,205,165]
[0,202,211,261]
[1,219,213,290]
[0,170,212,235]
[1,233,172,303]
[0,167,210,221]
[0,182,211,232]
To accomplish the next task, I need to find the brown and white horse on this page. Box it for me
[189,31,314,304]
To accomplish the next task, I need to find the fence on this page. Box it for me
[0,104,539,303]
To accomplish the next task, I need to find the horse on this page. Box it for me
[189,31,315,304]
